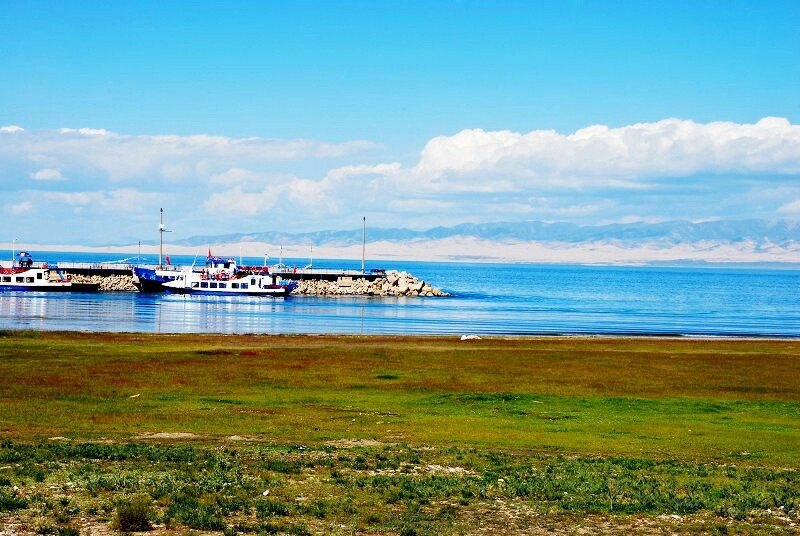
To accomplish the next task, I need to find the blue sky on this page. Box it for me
[1,1,799,245]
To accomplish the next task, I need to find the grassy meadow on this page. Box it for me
[0,331,798,534]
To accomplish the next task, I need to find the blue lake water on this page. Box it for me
[0,251,798,336]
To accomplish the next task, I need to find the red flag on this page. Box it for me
[207,247,212,259]
[165,255,171,265]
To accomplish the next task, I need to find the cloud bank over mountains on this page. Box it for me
[2,118,800,248]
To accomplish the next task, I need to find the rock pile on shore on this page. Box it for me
[67,273,138,292]
[295,270,448,297]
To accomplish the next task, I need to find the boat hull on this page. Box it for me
[0,285,72,292]
[0,283,99,292]
[164,286,293,297]
[133,267,183,292]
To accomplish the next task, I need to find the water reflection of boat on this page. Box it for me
[162,257,297,297]
[0,252,98,292]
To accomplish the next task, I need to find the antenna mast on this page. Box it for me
[361,216,366,273]
[158,208,172,268]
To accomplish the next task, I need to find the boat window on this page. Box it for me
[210,282,218,288]
[16,277,23,283]
[2,276,10,282]
[200,282,209,288]
[37,273,43,279]
[231,283,239,289]
[26,277,34,283]
[251,278,256,285]
[191,282,199,288]
[241,283,248,289]
[219,283,227,289]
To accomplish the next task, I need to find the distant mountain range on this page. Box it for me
[166,219,800,249]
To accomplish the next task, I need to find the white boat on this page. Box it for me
[0,252,98,292]
[162,256,297,297]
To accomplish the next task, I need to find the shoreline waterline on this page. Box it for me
[2,329,799,341]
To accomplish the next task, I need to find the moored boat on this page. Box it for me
[0,252,99,292]
[133,266,189,292]
[162,256,297,297]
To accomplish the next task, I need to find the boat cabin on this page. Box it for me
[17,251,33,268]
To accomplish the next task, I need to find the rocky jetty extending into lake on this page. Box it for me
[65,269,446,296]
[66,273,139,292]
[295,270,448,297]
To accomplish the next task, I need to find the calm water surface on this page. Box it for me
[0,253,798,336]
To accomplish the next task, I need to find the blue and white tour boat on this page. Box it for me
[162,256,297,297]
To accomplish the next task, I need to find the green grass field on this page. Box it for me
[0,331,799,534]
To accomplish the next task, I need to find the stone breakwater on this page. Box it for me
[66,273,139,292]
[63,270,447,296]
[295,270,448,297]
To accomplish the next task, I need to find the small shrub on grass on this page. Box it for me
[302,499,328,519]
[286,523,311,536]
[35,525,78,536]
[260,458,302,474]
[0,490,28,511]
[256,498,290,518]
[165,494,225,531]
[112,495,153,532]
[365,512,383,524]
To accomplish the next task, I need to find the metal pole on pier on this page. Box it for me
[158,208,172,268]
[159,209,163,268]
[11,238,16,265]
[361,216,366,274]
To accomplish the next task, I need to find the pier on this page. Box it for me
[1,261,444,296]
[49,262,384,281]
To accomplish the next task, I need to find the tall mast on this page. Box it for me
[159,208,163,268]
[361,216,366,273]
[158,208,172,268]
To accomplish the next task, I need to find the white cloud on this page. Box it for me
[58,127,113,136]
[388,199,457,212]
[778,199,800,214]
[8,201,32,215]
[203,185,283,216]
[409,117,800,191]
[30,168,64,181]
[41,189,159,213]
[325,162,402,181]
[3,119,799,243]
[210,167,261,185]
[1,125,24,133]
[0,127,380,183]
[196,118,800,225]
